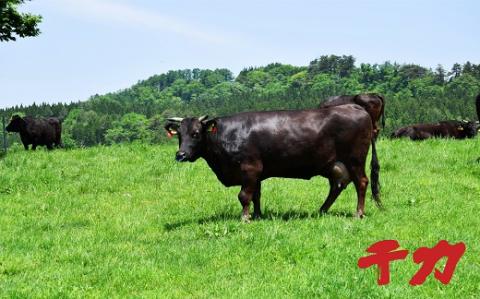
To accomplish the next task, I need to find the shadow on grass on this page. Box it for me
[164,209,354,231]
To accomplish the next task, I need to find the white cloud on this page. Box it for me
[48,0,232,45]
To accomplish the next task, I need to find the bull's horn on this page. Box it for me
[198,115,208,122]
[167,117,184,122]
[461,119,469,123]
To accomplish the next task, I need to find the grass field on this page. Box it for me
[0,138,479,298]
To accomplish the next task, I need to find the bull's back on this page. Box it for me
[319,96,354,109]
[26,119,58,144]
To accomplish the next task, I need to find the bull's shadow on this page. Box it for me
[163,209,354,231]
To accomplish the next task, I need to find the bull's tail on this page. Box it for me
[379,94,386,129]
[370,137,382,209]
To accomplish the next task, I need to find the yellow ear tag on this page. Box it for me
[457,126,464,131]
[167,129,177,138]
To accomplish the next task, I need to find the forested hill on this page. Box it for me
[2,55,480,148]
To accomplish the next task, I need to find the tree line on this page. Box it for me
[2,55,480,148]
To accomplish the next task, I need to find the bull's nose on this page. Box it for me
[176,151,187,162]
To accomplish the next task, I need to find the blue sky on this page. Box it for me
[0,0,479,109]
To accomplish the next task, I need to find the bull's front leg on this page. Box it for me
[238,185,255,222]
[238,161,263,222]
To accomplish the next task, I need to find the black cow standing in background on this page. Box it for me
[165,105,381,221]
[319,93,384,198]
[319,93,385,138]
[391,120,477,140]
[6,115,62,150]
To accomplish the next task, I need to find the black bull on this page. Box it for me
[165,104,381,220]
[6,115,62,150]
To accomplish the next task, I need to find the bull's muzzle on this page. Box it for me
[176,151,188,162]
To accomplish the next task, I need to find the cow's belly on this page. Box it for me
[206,159,243,187]
[205,151,334,186]
[261,160,329,180]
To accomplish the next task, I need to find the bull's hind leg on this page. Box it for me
[320,162,351,214]
[350,165,369,218]
[319,179,343,214]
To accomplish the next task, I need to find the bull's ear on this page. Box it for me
[204,119,218,134]
[164,122,180,138]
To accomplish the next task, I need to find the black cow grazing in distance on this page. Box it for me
[391,120,478,140]
[165,105,382,221]
[6,115,63,150]
[319,93,385,138]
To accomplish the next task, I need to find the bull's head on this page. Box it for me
[164,115,216,162]
[6,115,26,133]
[459,120,478,138]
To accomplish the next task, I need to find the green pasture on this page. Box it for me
[0,139,479,298]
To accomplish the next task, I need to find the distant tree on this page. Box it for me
[462,61,480,79]
[0,0,42,42]
[63,109,109,146]
[434,64,446,85]
[463,62,473,74]
[398,64,428,83]
[449,63,462,79]
[105,113,151,144]
[308,55,355,78]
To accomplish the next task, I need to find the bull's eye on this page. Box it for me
[192,131,200,139]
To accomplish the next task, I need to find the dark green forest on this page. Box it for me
[2,55,480,148]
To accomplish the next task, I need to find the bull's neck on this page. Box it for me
[19,127,31,138]
[200,133,224,168]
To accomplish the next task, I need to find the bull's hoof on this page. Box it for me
[374,200,385,211]
[355,211,365,219]
[241,214,251,223]
[252,213,262,220]
[319,207,328,215]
